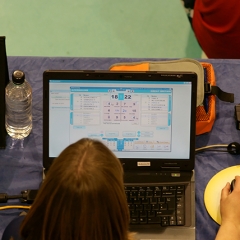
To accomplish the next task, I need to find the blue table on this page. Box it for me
[1,57,240,239]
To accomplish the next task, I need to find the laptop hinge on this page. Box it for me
[161,166,180,170]
[124,170,192,183]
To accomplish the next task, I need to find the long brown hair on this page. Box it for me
[20,138,132,240]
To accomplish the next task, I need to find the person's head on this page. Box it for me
[20,138,131,240]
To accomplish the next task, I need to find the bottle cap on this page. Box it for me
[12,70,25,85]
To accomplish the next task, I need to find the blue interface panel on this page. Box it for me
[49,80,192,159]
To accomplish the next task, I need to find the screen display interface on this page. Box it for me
[49,80,192,159]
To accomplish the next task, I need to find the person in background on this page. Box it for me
[2,138,134,240]
[182,0,240,59]
[215,176,240,240]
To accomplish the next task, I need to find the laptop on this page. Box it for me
[43,70,197,240]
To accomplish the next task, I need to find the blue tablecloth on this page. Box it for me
[1,57,240,239]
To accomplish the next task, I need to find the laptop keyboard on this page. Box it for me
[125,185,185,226]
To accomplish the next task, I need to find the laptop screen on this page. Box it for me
[43,71,197,171]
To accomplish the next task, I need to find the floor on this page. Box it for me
[1,0,202,58]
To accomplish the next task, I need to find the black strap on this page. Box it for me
[204,83,234,103]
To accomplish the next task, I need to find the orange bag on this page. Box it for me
[196,62,216,135]
[110,59,234,135]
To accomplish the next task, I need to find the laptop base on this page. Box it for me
[131,225,195,240]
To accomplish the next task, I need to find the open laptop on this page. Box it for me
[43,70,197,240]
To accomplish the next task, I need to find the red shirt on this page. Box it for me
[192,0,240,59]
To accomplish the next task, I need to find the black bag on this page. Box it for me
[181,0,195,25]
[0,36,9,148]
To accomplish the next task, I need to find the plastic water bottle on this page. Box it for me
[5,70,32,139]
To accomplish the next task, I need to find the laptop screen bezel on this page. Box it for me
[43,70,197,172]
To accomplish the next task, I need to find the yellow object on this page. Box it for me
[204,165,240,225]
[0,205,31,211]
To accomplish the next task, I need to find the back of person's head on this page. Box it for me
[20,138,131,240]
